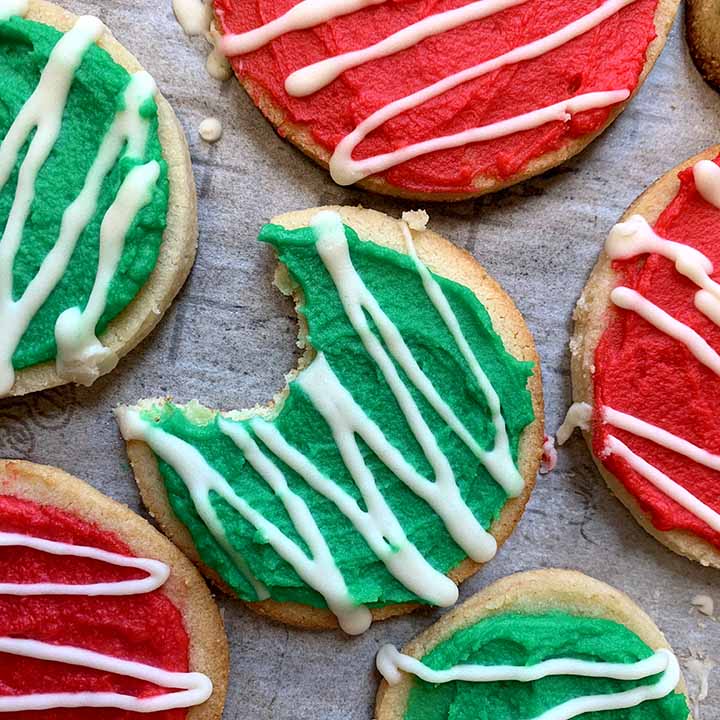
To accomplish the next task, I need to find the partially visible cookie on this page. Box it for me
[117,205,543,634]
[0,459,228,719]
[375,569,690,720]
[687,0,720,91]
[213,0,679,199]
[570,146,720,569]
[0,1,197,398]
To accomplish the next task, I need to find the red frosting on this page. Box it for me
[0,493,190,720]
[593,156,720,549]
[215,0,659,194]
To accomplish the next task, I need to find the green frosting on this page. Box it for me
[404,613,688,720]
[144,222,535,609]
[0,15,168,370]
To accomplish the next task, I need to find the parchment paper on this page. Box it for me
[1,2,718,717]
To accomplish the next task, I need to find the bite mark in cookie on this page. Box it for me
[117,206,543,633]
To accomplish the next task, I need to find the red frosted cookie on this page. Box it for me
[0,460,228,719]
[214,0,679,199]
[570,146,720,569]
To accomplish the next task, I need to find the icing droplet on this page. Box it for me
[198,117,223,143]
[172,0,213,37]
[691,594,714,617]
[540,435,557,474]
[556,402,592,445]
[0,0,28,20]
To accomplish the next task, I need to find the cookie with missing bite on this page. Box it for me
[0,1,197,398]
[116,205,543,634]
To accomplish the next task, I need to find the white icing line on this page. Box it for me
[606,214,720,327]
[55,161,160,385]
[0,0,28,20]
[0,18,160,393]
[249,414,459,607]
[220,0,387,55]
[604,407,720,472]
[605,435,720,533]
[377,645,680,720]
[0,531,169,596]
[0,16,104,394]
[115,406,271,605]
[610,286,720,376]
[694,160,720,209]
[327,0,637,185]
[556,402,592,445]
[218,416,373,634]
[0,638,212,713]
[398,221,522,496]
[220,0,636,185]
[285,0,531,96]
[329,90,628,186]
[311,211,502,560]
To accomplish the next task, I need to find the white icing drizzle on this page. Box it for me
[607,214,720,328]
[601,167,720,533]
[0,530,169,595]
[377,644,680,720]
[556,402,592,445]
[694,160,720,209]
[117,210,527,632]
[0,18,160,393]
[0,0,28,20]
[220,0,387,55]
[604,407,720,473]
[0,531,213,711]
[172,0,213,37]
[610,285,720,376]
[0,638,212,713]
[604,435,720,533]
[221,0,636,185]
[285,0,530,97]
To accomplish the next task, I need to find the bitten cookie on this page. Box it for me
[375,569,690,720]
[212,0,679,200]
[116,205,544,634]
[0,0,197,398]
[0,459,228,718]
[687,0,720,91]
[570,146,720,569]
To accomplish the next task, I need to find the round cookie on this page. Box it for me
[116,205,544,633]
[213,0,679,200]
[687,0,720,91]
[0,458,228,718]
[571,146,720,569]
[0,0,197,398]
[375,569,690,720]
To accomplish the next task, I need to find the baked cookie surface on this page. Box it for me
[0,458,228,719]
[687,0,720,91]
[571,147,720,568]
[0,0,197,398]
[375,569,690,720]
[117,206,543,633]
[214,0,679,199]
